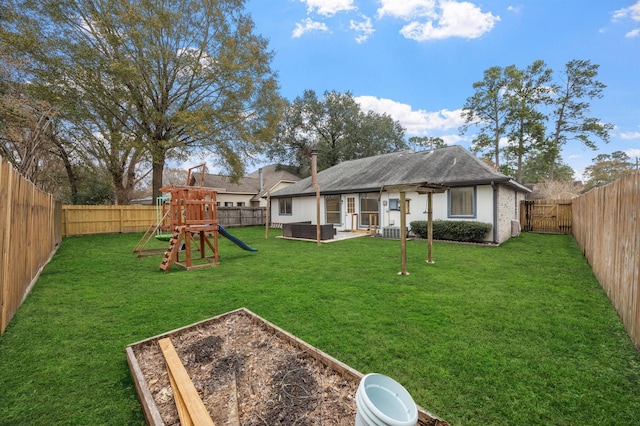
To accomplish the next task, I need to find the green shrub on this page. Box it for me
[410,220,492,242]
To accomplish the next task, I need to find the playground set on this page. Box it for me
[133,165,257,272]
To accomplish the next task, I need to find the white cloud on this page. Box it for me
[292,18,330,38]
[399,1,500,41]
[507,5,523,14]
[626,148,640,158]
[612,1,640,22]
[377,0,438,19]
[354,95,464,136]
[620,131,640,139]
[625,28,640,37]
[301,0,356,16]
[350,16,375,43]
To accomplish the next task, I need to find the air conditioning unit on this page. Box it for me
[382,227,401,239]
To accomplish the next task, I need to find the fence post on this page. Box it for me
[1,163,14,332]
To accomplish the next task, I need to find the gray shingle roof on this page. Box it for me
[191,164,301,198]
[270,145,530,197]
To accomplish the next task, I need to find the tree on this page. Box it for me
[502,60,552,183]
[0,49,56,183]
[546,60,613,179]
[533,180,582,199]
[462,60,612,181]
[583,151,635,191]
[268,90,406,175]
[408,136,447,151]
[521,151,574,183]
[2,0,282,202]
[460,66,508,169]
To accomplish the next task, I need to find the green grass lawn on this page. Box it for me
[1,228,639,425]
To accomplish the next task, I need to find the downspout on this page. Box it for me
[491,181,498,244]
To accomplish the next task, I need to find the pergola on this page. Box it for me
[384,182,448,275]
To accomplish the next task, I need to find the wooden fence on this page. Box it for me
[0,157,62,335]
[520,199,573,234]
[572,171,640,351]
[62,205,267,236]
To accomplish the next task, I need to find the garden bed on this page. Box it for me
[126,308,447,425]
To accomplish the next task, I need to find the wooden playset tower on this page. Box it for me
[134,165,222,272]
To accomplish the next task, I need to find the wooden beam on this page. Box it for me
[399,191,408,276]
[167,362,194,426]
[427,192,434,264]
[159,338,215,426]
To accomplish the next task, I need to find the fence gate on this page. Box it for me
[520,199,573,234]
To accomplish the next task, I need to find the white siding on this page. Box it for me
[379,185,495,240]
[217,193,253,207]
[259,182,297,207]
[272,183,526,243]
[270,196,319,224]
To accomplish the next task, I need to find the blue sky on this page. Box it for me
[241,0,640,181]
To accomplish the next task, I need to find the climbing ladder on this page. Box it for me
[159,225,220,272]
[160,227,182,271]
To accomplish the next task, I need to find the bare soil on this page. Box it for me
[132,311,359,425]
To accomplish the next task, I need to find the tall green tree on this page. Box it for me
[583,151,636,191]
[408,136,447,151]
[546,59,613,179]
[461,60,612,182]
[268,90,406,175]
[460,66,508,169]
[2,0,282,201]
[502,60,552,183]
[521,151,574,183]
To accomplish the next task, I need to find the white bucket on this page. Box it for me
[355,373,418,426]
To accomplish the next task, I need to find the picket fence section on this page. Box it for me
[0,158,62,335]
[572,171,640,351]
[61,205,267,236]
[62,205,157,236]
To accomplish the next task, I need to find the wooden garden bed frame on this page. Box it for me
[125,307,448,426]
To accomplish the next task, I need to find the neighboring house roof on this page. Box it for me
[192,164,301,201]
[270,146,531,198]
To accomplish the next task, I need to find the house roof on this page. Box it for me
[270,145,531,198]
[192,164,301,201]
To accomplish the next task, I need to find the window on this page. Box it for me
[449,187,475,217]
[325,195,341,224]
[224,201,233,207]
[237,202,245,207]
[359,193,379,227]
[346,197,355,214]
[278,197,292,215]
[389,198,410,213]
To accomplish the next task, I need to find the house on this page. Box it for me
[190,164,301,208]
[268,146,531,244]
